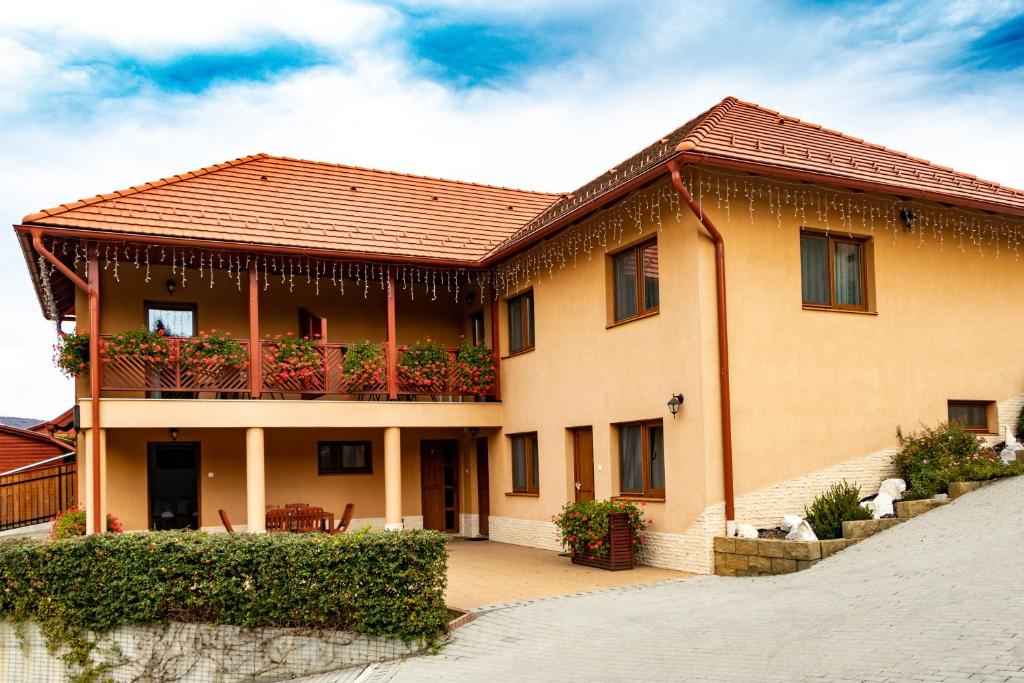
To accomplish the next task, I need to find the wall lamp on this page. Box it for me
[667,393,684,418]
[165,278,177,295]
[467,427,479,439]
[170,427,179,442]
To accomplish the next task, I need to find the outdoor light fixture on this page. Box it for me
[165,278,176,295]
[899,207,917,232]
[467,427,479,439]
[170,427,179,441]
[667,393,684,417]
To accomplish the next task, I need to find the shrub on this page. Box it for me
[803,480,873,539]
[1017,404,1024,441]
[894,421,1024,498]
[0,530,449,678]
[49,509,123,539]
[397,339,449,392]
[552,498,649,560]
[264,332,322,390]
[102,328,176,367]
[342,340,387,391]
[180,329,249,375]
[451,338,496,396]
[53,331,89,377]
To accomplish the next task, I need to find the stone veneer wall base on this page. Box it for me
[487,516,562,551]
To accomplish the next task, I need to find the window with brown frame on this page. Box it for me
[800,231,869,311]
[617,420,665,498]
[510,433,539,494]
[144,301,197,337]
[612,240,660,322]
[471,311,485,346]
[318,441,372,475]
[507,291,535,354]
[947,401,993,433]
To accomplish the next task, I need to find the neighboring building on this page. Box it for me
[0,424,74,474]
[14,97,1024,572]
[0,417,43,431]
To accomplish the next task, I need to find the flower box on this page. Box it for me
[570,512,634,571]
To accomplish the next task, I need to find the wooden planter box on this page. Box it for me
[570,512,634,571]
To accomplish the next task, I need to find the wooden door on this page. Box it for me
[148,443,200,530]
[573,427,595,502]
[421,440,459,532]
[476,437,490,536]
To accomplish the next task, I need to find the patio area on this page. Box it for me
[444,538,692,609]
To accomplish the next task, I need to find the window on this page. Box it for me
[507,291,535,354]
[318,441,372,475]
[145,302,196,337]
[947,401,993,433]
[800,231,868,310]
[617,420,665,498]
[612,240,660,322]
[510,433,539,494]
[471,311,485,346]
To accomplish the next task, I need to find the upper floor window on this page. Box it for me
[618,420,665,499]
[318,441,372,475]
[947,401,994,433]
[145,301,196,337]
[507,291,535,354]
[612,240,660,322]
[471,311,485,346]
[800,231,869,311]
[510,432,539,494]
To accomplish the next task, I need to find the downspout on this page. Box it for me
[31,229,103,534]
[666,162,736,536]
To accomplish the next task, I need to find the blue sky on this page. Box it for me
[1,0,1023,417]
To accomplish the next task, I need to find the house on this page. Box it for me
[0,423,74,475]
[14,96,1024,572]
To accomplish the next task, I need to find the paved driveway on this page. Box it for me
[335,476,1024,682]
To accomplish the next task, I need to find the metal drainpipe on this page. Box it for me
[666,162,736,536]
[31,230,103,534]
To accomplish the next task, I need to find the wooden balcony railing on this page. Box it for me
[98,335,497,400]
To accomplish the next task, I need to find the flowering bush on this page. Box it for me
[553,498,649,560]
[451,338,496,396]
[102,328,176,367]
[53,331,89,377]
[264,332,322,389]
[181,329,248,376]
[49,508,123,539]
[894,421,1024,499]
[398,339,449,392]
[342,340,387,391]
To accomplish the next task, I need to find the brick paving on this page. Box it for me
[317,476,1024,682]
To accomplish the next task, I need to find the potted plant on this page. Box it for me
[397,339,450,392]
[553,499,649,571]
[101,328,176,367]
[342,340,387,393]
[451,337,496,396]
[263,333,322,390]
[180,329,249,381]
[53,331,89,377]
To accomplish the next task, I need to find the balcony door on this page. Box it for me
[421,440,459,533]
[148,442,200,530]
[298,308,327,341]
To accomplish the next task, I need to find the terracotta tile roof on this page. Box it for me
[23,154,561,262]
[493,97,1024,256]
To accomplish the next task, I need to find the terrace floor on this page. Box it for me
[444,538,691,609]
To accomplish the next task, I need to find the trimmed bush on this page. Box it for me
[49,509,123,539]
[894,421,1024,499]
[0,530,449,677]
[804,481,873,540]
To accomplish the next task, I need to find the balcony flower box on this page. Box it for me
[554,500,648,572]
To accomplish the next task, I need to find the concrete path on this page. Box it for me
[321,476,1024,682]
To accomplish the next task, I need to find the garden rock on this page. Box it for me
[868,492,894,519]
[736,523,759,539]
[785,518,818,541]
[1000,447,1017,464]
[877,478,907,501]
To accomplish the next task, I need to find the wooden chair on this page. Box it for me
[293,506,325,533]
[333,503,355,534]
[265,508,293,533]
[218,509,234,534]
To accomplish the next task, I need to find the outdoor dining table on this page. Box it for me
[265,507,335,533]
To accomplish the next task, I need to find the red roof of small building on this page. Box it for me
[0,424,75,475]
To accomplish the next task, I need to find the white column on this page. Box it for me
[384,427,402,530]
[83,428,107,535]
[246,427,266,533]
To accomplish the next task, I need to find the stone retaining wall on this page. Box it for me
[713,537,861,577]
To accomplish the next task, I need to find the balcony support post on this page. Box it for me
[248,261,261,399]
[245,427,266,532]
[386,278,398,400]
[86,243,103,533]
[490,295,501,401]
[384,427,402,530]
[82,428,107,534]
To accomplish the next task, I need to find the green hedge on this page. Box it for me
[0,529,449,667]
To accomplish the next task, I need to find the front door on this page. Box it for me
[476,437,490,536]
[573,427,595,502]
[148,442,200,530]
[421,440,459,532]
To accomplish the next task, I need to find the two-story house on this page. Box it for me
[15,97,1024,573]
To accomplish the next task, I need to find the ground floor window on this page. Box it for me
[947,401,993,433]
[617,420,664,498]
[318,441,372,474]
[510,432,539,494]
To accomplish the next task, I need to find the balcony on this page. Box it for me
[97,336,498,401]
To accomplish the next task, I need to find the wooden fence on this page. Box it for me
[0,463,77,531]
